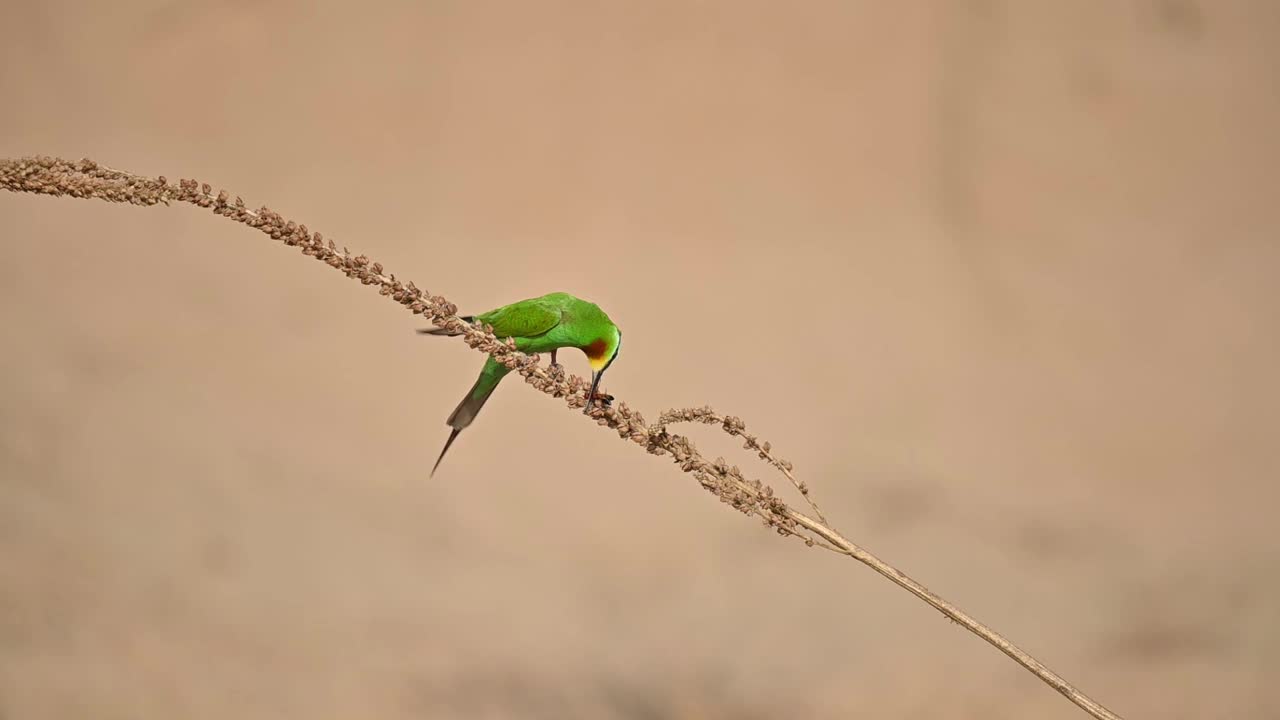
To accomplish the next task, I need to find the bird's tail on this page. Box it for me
[431,358,511,477]
[431,428,463,477]
[444,373,500,429]
[417,316,475,337]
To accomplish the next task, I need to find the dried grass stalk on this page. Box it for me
[1,156,1124,720]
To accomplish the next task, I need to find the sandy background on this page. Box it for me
[2,2,1278,718]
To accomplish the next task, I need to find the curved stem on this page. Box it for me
[0,155,1126,720]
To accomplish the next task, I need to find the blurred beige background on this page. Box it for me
[2,2,1278,718]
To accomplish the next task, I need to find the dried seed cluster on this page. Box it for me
[652,406,826,524]
[0,155,824,547]
[1,156,170,205]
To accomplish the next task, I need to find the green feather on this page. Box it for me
[475,299,561,339]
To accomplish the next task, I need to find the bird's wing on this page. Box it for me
[476,299,562,339]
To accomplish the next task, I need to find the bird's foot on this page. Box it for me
[547,361,566,381]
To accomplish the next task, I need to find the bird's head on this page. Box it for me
[583,324,621,412]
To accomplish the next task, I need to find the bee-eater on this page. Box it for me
[419,292,622,476]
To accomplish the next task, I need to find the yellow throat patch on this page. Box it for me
[585,338,609,370]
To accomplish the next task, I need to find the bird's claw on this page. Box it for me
[548,361,565,380]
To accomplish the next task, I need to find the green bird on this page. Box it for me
[419,292,622,476]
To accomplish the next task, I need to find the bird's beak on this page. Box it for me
[584,369,603,414]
